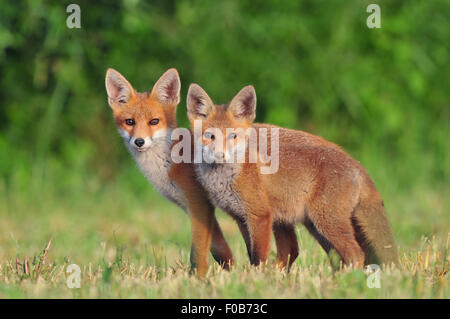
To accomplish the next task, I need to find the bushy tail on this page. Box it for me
[352,199,399,266]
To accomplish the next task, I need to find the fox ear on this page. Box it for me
[105,68,136,108]
[229,85,256,122]
[151,68,180,106]
[187,83,214,121]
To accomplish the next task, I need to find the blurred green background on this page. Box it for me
[0,0,448,262]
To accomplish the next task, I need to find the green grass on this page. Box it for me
[0,163,448,299]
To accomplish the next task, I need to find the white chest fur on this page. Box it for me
[127,137,187,210]
[195,163,246,218]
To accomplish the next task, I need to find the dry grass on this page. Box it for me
[0,231,447,298]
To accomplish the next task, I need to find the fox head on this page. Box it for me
[187,84,257,163]
[105,68,180,152]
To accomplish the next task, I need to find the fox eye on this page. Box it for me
[228,132,237,140]
[149,118,159,125]
[125,119,135,126]
[204,131,215,140]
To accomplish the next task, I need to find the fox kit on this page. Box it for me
[187,83,398,269]
[105,68,233,276]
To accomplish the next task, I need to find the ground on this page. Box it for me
[0,166,448,298]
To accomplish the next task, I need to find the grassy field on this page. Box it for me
[0,161,448,299]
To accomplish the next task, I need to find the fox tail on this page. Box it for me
[352,194,399,266]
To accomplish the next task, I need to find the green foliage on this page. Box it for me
[0,0,448,187]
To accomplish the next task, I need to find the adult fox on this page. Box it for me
[187,83,398,269]
[105,68,235,276]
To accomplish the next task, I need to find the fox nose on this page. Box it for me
[134,138,145,147]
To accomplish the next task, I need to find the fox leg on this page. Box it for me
[188,202,215,277]
[247,211,273,266]
[307,210,365,268]
[210,216,234,270]
[304,216,341,269]
[304,217,333,253]
[231,215,252,260]
[170,163,218,277]
[273,222,299,270]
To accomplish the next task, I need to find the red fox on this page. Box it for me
[105,68,234,276]
[187,83,399,269]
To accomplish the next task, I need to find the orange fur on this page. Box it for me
[187,84,398,269]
